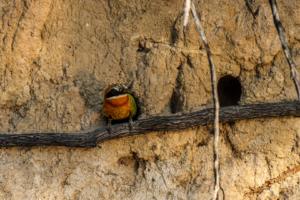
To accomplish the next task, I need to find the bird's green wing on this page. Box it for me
[128,94,137,116]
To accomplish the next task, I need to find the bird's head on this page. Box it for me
[104,84,136,101]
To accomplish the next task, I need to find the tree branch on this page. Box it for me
[183,0,191,26]
[190,2,221,199]
[269,0,300,100]
[246,164,300,197]
[0,101,299,148]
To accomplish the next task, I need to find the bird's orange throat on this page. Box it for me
[106,94,129,107]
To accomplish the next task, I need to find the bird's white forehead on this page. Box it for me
[107,94,127,100]
[113,84,127,91]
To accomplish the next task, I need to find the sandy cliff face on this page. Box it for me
[0,0,300,199]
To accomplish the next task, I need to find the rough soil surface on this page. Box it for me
[1,0,300,199]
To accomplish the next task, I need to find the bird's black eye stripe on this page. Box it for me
[106,89,119,98]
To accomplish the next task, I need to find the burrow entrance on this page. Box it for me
[217,75,242,107]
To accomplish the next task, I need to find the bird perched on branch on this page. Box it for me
[102,84,138,131]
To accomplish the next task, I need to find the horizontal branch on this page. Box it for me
[1,101,300,148]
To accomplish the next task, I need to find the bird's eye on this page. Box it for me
[111,89,117,94]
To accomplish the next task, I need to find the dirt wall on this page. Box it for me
[1,0,300,199]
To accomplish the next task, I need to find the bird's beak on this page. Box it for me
[123,89,137,97]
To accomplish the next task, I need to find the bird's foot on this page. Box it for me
[129,117,134,130]
[206,121,214,135]
[107,120,112,134]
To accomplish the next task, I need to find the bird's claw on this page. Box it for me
[107,119,112,134]
[129,117,134,130]
[206,121,213,135]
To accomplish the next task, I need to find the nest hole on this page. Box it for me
[217,75,242,107]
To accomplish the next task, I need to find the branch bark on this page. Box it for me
[269,0,300,100]
[0,101,299,148]
[190,2,220,199]
[183,0,191,26]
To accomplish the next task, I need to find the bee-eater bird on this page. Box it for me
[102,84,137,131]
